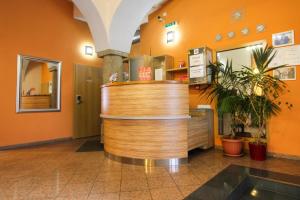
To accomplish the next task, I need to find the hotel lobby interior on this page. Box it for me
[0,0,299,199]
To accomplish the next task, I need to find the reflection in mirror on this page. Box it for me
[216,40,266,71]
[16,55,61,112]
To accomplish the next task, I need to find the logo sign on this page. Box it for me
[138,66,152,80]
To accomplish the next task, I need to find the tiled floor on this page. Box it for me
[0,139,299,200]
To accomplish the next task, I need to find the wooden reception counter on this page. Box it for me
[101,80,189,164]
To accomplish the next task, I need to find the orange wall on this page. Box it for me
[0,0,102,147]
[41,63,52,85]
[131,0,300,157]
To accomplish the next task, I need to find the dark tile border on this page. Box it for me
[0,137,72,151]
[185,164,300,200]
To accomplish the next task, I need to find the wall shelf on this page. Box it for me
[166,67,188,72]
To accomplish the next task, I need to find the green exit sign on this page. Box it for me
[165,21,177,28]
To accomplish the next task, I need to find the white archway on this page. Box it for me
[73,0,109,52]
[73,0,162,53]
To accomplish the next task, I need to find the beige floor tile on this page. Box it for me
[29,184,64,199]
[68,172,98,184]
[167,165,195,176]
[178,185,200,197]
[88,192,120,200]
[96,171,122,182]
[121,178,148,192]
[1,139,299,200]
[150,187,183,200]
[56,194,88,200]
[37,175,71,186]
[122,165,146,172]
[120,190,152,200]
[121,170,147,180]
[172,173,202,186]
[91,181,121,194]
[147,176,176,189]
[145,167,170,177]
[59,182,93,197]
[5,182,37,197]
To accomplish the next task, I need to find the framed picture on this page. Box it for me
[273,66,296,80]
[272,30,294,47]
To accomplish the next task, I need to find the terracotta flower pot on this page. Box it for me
[222,137,243,157]
[249,142,267,161]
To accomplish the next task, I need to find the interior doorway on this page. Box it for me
[74,64,102,139]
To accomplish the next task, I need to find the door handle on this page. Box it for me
[76,95,82,104]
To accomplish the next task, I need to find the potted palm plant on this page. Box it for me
[206,61,249,156]
[240,46,293,161]
[206,46,292,159]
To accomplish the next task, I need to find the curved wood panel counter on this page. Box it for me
[101,81,189,162]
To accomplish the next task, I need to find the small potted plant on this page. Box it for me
[240,46,293,161]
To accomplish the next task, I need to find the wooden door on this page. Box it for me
[74,64,102,138]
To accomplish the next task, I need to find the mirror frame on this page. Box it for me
[16,54,62,113]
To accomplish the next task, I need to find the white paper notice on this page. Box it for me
[155,68,163,80]
[269,45,300,67]
[190,65,205,78]
[189,53,204,66]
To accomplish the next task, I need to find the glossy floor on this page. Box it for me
[0,139,299,200]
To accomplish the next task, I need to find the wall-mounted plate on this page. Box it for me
[256,24,265,32]
[227,31,235,39]
[241,27,249,35]
[215,34,222,41]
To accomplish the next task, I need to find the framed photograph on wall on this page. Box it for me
[273,66,296,80]
[272,30,294,47]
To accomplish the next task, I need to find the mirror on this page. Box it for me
[16,55,62,112]
[216,41,267,136]
[216,40,266,71]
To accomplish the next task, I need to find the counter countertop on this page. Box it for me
[22,94,51,97]
[101,80,186,88]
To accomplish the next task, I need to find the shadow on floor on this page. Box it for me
[76,139,103,152]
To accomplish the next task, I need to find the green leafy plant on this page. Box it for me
[205,45,292,142]
[239,46,293,143]
[206,61,250,137]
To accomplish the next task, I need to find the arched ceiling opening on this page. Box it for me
[73,0,109,52]
[73,0,163,53]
